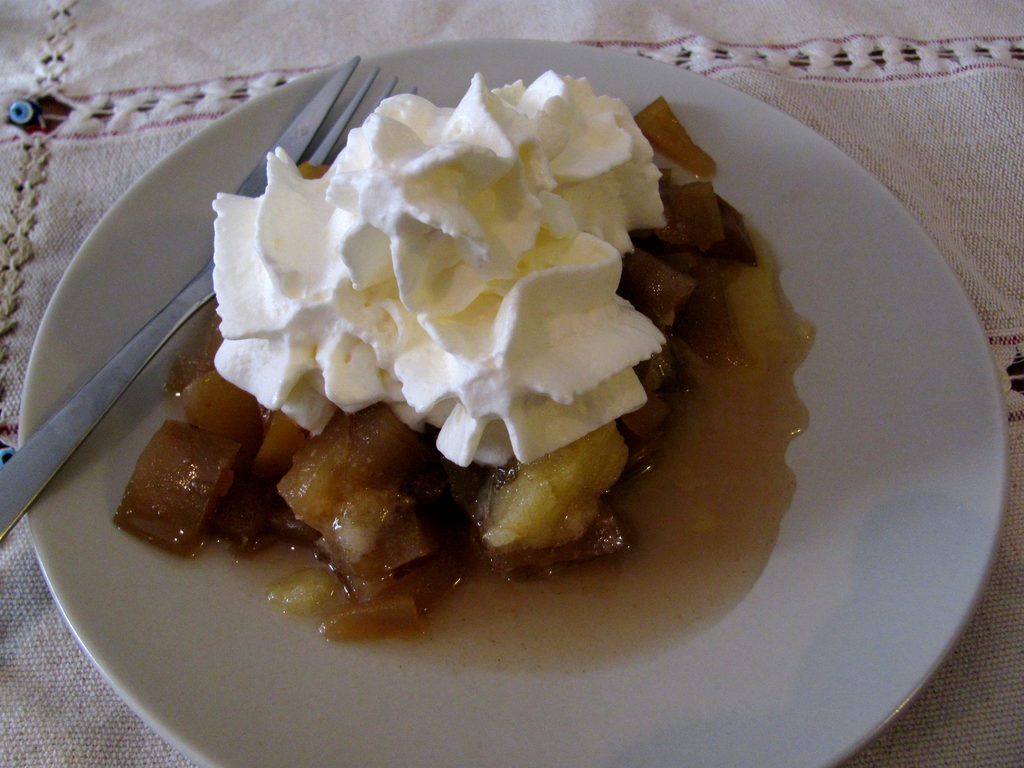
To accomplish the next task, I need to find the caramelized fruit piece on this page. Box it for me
[481,422,629,552]
[209,474,285,551]
[631,174,756,266]
[317,488,436,579]
[164,320,222,394]
[181,370,263,468]
[620,393,671,438]
[619,394,674,479]
[279,406,439,589]
[316,497,471,605]
[276,411,356,533]
[675,260,749,367]
[266,505,322,544]
[656,180,725,250]
[387,528,471,610]
[332,569,397,604]
[319,593,424,640]
[115,420,238,555]
[724,247,809,367]
[444,461,494,518]
[251,410,306,479]
[486,501,627,576]
[633,339,687,394]
[277,407,432,531]
[335,542,467,607]
[346,403,436,486]
[267,568,339,615]
[705,196,757,265]
[635,96,716,177]
[620,248,697,328]
[622,339,691,475]
[298,162,329,180]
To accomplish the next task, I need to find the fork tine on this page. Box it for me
[236,57,360,197]
[276,57,361,162]
[379,76,400,101]
[304,70,406,167]
[304,67,379,166]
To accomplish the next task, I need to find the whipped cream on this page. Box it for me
[212,71,665,467]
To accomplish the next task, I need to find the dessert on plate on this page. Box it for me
[114,71,810,640]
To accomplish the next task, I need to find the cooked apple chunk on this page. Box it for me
[114,420,238,555]
[319,593,424,640]
[277,407,433,529]
[267,567,339,615]
[278,405,440,593]
[319,487,435,579]
[634,95,716,178]
[481,422,629,552]
[180,370,262,468]
[485,501,627,575]
[251,410,306,479]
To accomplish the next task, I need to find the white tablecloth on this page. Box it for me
[2,2,1022,765]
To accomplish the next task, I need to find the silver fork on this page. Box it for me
[0,56,401,541]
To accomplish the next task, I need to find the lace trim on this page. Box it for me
[586,34,1024,81]
[36,0,74,93]
[0,2,68,437]
[4,35,1021,141]
[991,335,1024,424]
[0,68,321,142]
[0,137,47,327]
[0,136,47,351]
[54,68,318,137]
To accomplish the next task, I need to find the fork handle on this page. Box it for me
[0,261,215,541]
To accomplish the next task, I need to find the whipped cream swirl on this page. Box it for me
[212,71,665,466]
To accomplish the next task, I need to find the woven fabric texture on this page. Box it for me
[1,2,1021,766]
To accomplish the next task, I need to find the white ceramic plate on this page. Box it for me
[24,39,1007,768]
